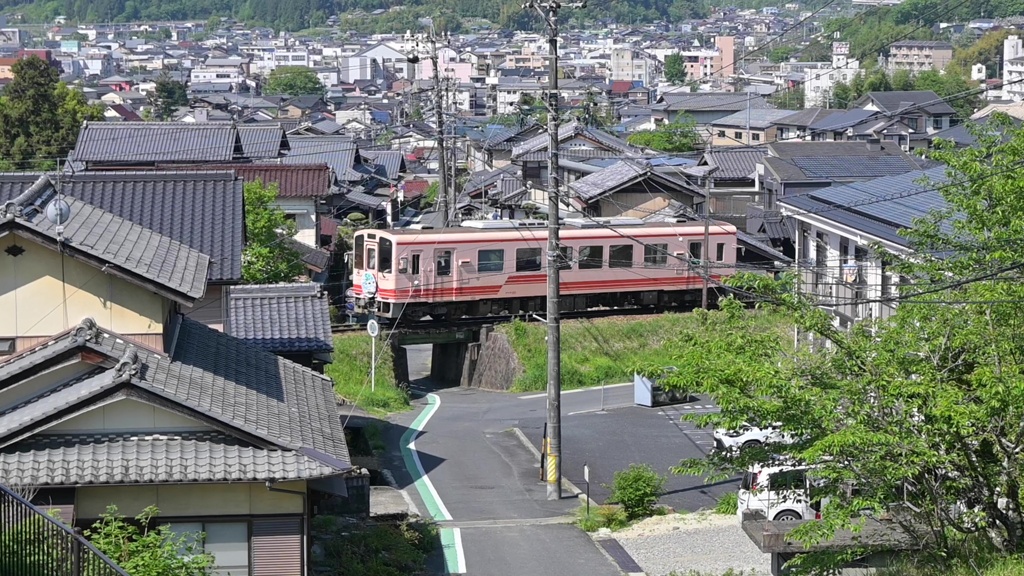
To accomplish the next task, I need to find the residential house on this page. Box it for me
[72,122,247,169]
[0,176,356,575]
[778,166,950,327]
[708,109,794,147]
[226,283,334,371]
[688,148,768,219]
[803,42,860,108]
[886,40,953,73]
[356,43,415,80]
[847,90,957,150]
[510,121,639,193]
[610,48,663,87]
[751,139,927,250]
[772,107,842,141]
[567,159,706,218]
[651,92,770,129]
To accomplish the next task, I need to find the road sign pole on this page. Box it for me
[371,331,376,392]
[584,463,590,516]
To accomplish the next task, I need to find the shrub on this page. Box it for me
[714,492,738,515]
[605,463,666,520]
[575,504,629,532]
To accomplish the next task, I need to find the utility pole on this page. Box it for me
[701,171,711,309]
[430,30,450,223]
[524,0,585,502]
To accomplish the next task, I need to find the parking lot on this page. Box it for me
[516,387,739,512]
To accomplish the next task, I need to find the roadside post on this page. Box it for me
[583,463,591,516]
[361,272,379,392]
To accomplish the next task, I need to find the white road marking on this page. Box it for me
[517,382,632,399]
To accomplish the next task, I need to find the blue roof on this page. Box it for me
[779,166,952,246]
[648,156,698,167]
[370,110,390,124]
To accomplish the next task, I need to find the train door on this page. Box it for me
[401,250,423,286]
[432,248,454,298]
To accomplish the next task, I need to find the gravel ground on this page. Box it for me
[614,512,772,576]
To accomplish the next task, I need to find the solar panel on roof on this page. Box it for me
[791,156,913,179]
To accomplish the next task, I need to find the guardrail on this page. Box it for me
[0,483,130,576]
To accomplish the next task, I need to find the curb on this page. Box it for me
[509,427,598,508]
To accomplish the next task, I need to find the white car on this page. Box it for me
[738,463,820,523]
[713,423,786,452]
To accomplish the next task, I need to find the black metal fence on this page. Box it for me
[0,484,130,576]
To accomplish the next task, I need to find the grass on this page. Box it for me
[327,333,410,415]
[878,555,1024,576]
[713,492,738,515]
[575,504,630,532]
[501,311,792,392]
[312,515,439,576]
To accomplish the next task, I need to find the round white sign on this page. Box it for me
[367,319,380,338]
[361,272,378,297]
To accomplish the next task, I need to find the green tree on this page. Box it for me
[205,15,221,31]
[86,505,213,576]
[0,56,103,170]
[828,80,854,109]
[265,66,325,96]
[242,179,305,283]
[664,53,687,84]
[769,87,804,111]
[767,45,796,64]
[627,115,701,153]
[149,71,188,120]
[654,119,1024,569]
[951,30,1010,78]
[891,68,915,91]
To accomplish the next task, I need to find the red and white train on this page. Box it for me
[350,218,738,321]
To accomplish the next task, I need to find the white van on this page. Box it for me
[737,463,821,523]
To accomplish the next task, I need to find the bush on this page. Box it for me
[714,492,738,515]
[605,464,666,520]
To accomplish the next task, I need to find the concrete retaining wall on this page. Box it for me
[468,326,523,391]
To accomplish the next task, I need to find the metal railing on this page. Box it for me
[0,484,131,576]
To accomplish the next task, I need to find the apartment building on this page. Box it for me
[1003,35,1024,101]
[610,48,663,87]
[803,42,860,108]
[887,40,953,73]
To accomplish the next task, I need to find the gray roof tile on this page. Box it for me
[73,121,244,163]
[228,283,333,353]
[0,433,339,486]
[511,121,638,159]
[0,183,209,301]
[0,171,244,283]
[360,150,404,181]
[709,108,795,129]
[284,136,363,182]
[237,124,288,159]
[569,159,704,203]
[0,316,351,480]
[703,149,767,180]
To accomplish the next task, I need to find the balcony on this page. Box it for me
[800,262,895,323]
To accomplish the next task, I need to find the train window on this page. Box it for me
[380,238,394,273]
[436,251,452,276]
[411,254,421,275]
[354,235,364,269]
[716,242,726,262]
[644,243,668,267]
[579,246,603,269]
[609,245,633,268]
[557,246,573,271]
[478,249,505,273]
[689,241,703,261]
[399,257,409,273]
[367,247,376,270]
[516,248,542,272]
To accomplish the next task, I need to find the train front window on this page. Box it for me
[354,235,364,269]
[516,248,542,272]
[367,247,376,270]
[380,238,394,273]
[609,244,633,268]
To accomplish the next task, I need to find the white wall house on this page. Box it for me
[804,42,860,108]
[1003,35,1024,101]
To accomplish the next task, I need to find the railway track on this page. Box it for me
[330,304,699,334]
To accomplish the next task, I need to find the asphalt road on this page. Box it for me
[384,345,738,575]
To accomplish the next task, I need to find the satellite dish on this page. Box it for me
[45,198,71,226]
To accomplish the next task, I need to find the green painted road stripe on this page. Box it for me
[400,393,466,573]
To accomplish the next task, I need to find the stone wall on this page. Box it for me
[468,326,523,391]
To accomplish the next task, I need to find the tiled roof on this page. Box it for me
[360,150,405,181]
[212,164,332,198]
[284,136,363,182]
[654,92,770,112]
[237,124,288,159]
[0,171,244,283]
[511,121,638,159]
[703,148,767,180]
[0,178,209,302]
[709,108,795,129]
[569,159,704,203]
[228,283,333,353]
[0,317,350,486]
[282,237,332,272]
[775,107,842,129]
[861,90,956,116]
[73,121,244,163]
[0,433,340,486]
